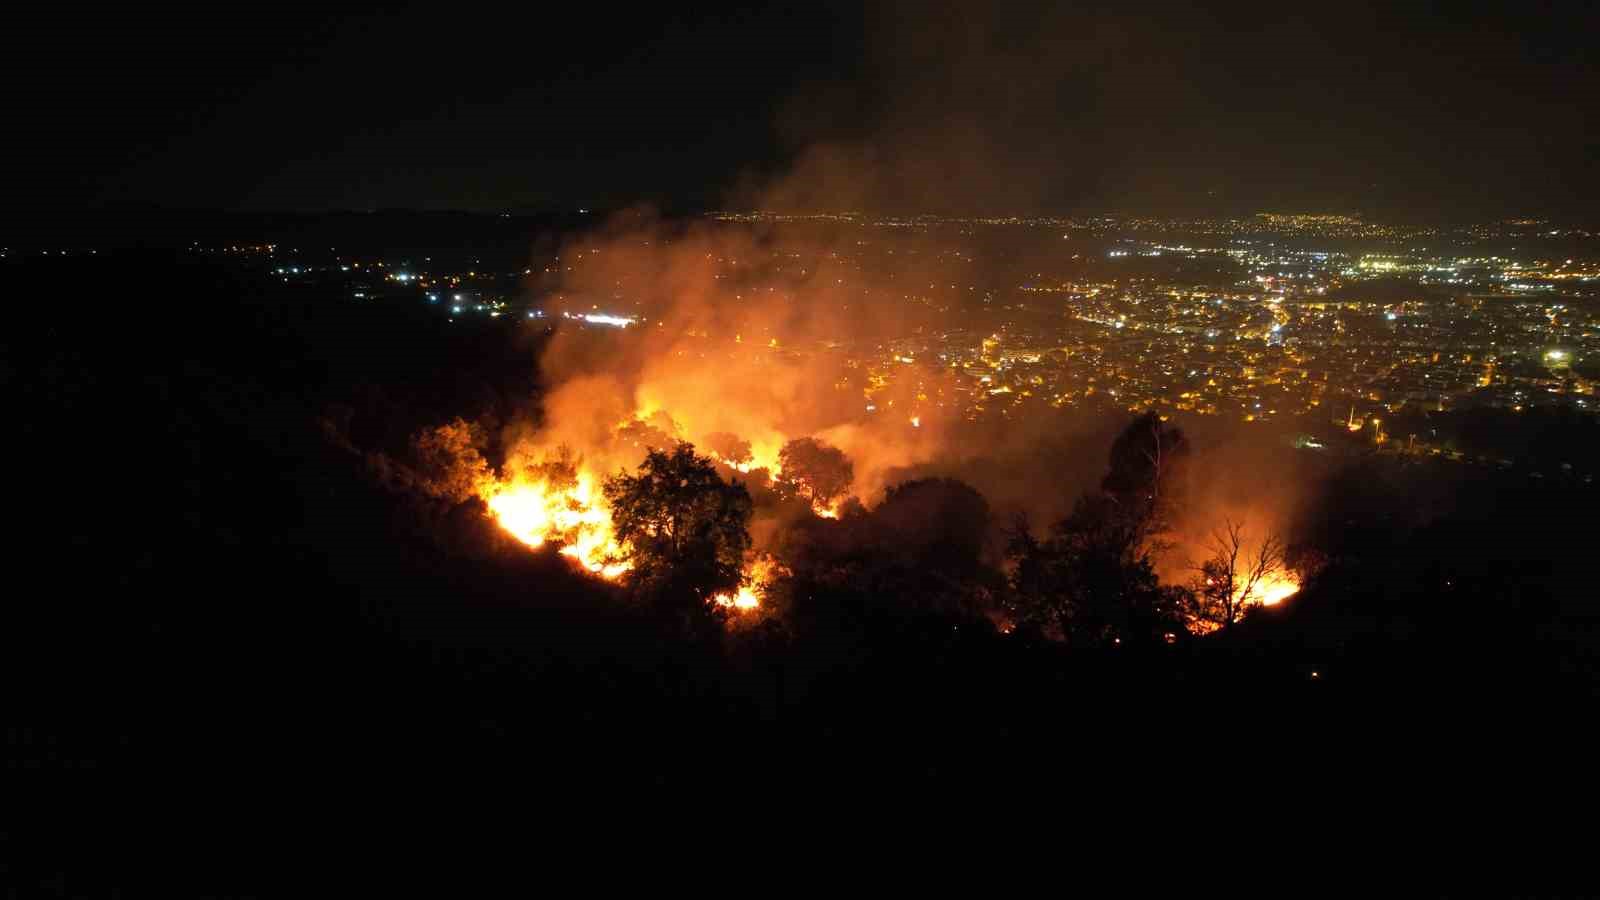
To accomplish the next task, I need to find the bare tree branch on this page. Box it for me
[1187,517,1287,632]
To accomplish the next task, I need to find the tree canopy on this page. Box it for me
[1101,411,1190,548]
[1005,412,1193,644]
[778,437,854,507]
[703,432,754,467]
[780,477,1002,625]
[603,442,753,610]
[1007,493,1183,645]
[615,413,681,456]
[410,417,489,503]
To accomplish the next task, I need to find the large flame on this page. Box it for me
[713,557,779,610]
[481,469,632,579]
[706,438,784,477]
[1241,571,1300,607]
[472,413,828,611]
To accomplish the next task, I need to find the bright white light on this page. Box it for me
[583,314,635,328]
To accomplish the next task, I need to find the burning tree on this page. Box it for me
[410,417,490,503]
[703,432,754,469]
[603,443,753,611]
[1184,519,1288,632]
[778,437,854,510]
[615,411,682,455]
[505,443,580,493]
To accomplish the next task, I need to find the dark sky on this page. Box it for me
[7,0,1597,217]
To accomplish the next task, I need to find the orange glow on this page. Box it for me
[713,584,762,609]
[749,440,784,474]
[712,557,778,610]
[481,469,631,579]
[1242,571,1300,607]
[476,412,804,612]
[711,438,784,476]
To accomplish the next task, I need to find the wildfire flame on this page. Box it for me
[471,412,835,612]
[481,469,632,579]
[714,585,763,609]
[1241,571,1300,607]
[712,557,778,610]
[709,441,784,476]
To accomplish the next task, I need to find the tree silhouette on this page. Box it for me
[1101,411,1189,551]
[603,442,752,611]
[1004,412,1191,644]
[779,478,1003,626]
[1006,493,1182,646]
[778,437,854,508]
[1184,518,1286,632]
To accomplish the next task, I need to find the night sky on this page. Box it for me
[8,0,1597,217]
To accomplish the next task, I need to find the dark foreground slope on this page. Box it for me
[4,253,1596,893]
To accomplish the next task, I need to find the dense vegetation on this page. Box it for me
[7,252,1597,892]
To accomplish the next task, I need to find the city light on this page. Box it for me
[213,210,1594,457]
[580,313,635,328]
